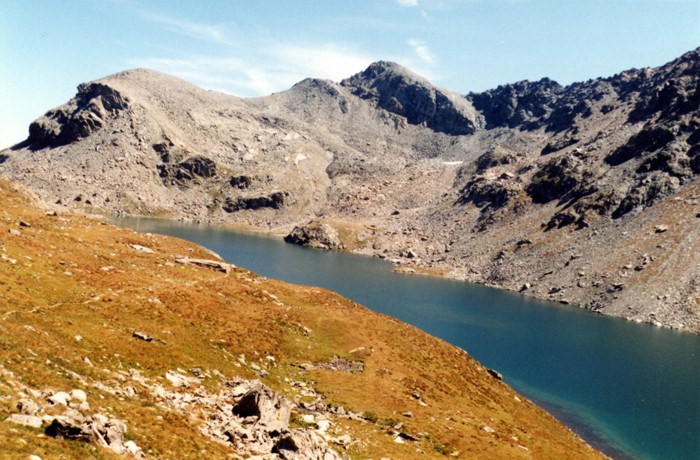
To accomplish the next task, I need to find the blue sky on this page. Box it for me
[1,0,699,148]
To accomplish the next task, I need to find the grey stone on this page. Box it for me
[285,223,343,250]
[175,257,233,273]
[16,398,42,415]
[69,389,87,403]
[273,429,344,459]
[232,383,291,433]
[48,391,72,406]
[132,331,153,342]
[6,414,43,428]
[129,244,154,254]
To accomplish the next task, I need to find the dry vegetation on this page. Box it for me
[0,179,603,459]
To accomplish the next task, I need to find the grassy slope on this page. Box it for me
[0,180,603,459]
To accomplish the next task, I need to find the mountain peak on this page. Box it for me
[344,61,418,84]
[340,61,437,94]
[341,61,481,135]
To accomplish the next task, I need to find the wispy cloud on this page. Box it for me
[128,7,442,97]
[139,11,234,46]
[397,0,419,6]
[273,44,376,82]
[408,39,437,65]
[129,43,378,97]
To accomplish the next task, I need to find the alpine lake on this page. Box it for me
[116,217,700,460]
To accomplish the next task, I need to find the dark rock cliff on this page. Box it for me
[25,83,129,149]
[341,61,481,135]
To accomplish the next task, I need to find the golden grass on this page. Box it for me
[0,180,604,459]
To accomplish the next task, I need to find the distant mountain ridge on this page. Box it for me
[2,47,699,333]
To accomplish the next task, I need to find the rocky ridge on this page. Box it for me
[1,48,699,332]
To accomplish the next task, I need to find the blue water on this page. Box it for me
[117,217,700,460]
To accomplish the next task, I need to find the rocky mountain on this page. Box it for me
[1,48,699,333]
[0,179,602,458]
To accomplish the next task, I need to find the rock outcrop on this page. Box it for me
[26,83,129,149]
[5,386,144,458]
[284,223,344,250]
[223,192,289,213]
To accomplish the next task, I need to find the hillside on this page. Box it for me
[0,179,602,458]
[1,48,699,332]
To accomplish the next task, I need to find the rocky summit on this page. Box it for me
[1,48,699,332]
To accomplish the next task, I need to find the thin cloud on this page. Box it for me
[129,43,378,97]
[128,7,442,97]
[273,44,376,81]
[397,0,419,6]
[139,11,234,46]
[408,39,437,65]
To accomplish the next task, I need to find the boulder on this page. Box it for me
[69,389,87,404]
[232,383,291,434]
[132,331,153,342]
[45,415,91,442]
[284,223,343,250]
[129,244,154,254]
[165,370,198,388]
[16,398,43,415]
[48,391,72,406]
[6,414,43,428]
[272,429,344,460]
[175,257,234,274]
[487,368,504,380]
[45,413,142,457]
